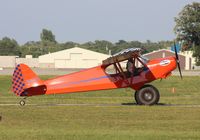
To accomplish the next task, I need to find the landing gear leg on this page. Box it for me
[19,97,27,106]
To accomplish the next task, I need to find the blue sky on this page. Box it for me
[0,0,198,44]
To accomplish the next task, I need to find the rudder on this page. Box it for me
[12,64,46,96]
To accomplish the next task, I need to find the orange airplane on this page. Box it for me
[12,44,182,106]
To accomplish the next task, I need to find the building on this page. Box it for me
[0,55,39,68]
[39,47,110,68]
[0,56,17,68]
[0,47,195,70]
[143,49,191,70]
[179,50,195,69]
[16,55,39,68]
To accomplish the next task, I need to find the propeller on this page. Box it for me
[174,42,183,79]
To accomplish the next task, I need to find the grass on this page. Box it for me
[0,75,200,140]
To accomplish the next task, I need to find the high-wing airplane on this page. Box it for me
[12,44,182,106]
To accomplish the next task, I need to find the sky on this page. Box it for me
[0,0,199,44]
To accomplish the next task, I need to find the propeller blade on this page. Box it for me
[174,42,183,79]
[177,59,183,79]
[174,42,179,61]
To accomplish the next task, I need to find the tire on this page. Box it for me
[134,90,139,104]
[19,100,26,106]
[135,85,160,105]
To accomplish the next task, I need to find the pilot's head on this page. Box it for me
[128,58,134,63]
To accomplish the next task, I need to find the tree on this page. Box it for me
[174,2,200,64]
[115,40,127,45]
[0,37,20,56]
[60,41,78,50]
[40,28,56,43]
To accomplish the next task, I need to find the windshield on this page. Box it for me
[139,55,149,64]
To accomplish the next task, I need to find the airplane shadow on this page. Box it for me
[121,102,170,106]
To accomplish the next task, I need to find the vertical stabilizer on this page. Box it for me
[12,64,46,96]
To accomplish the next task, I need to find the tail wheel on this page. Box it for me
[19,100,26,106]
[135,85,160,105]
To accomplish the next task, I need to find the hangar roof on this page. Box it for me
[39,47,110,58]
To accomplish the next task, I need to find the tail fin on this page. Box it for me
[12,64,46,96]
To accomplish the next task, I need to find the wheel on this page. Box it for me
[19,100,26,106]
[135,85,160,105]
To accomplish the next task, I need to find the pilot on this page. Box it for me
[126,58,142,76]
[126,58,134,73]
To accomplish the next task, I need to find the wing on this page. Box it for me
[102,48,141,66]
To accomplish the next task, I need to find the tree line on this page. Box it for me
[0,32,172,58]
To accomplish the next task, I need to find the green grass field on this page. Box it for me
[0,76,200,140]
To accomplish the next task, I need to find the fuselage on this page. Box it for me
[42,56,177,95]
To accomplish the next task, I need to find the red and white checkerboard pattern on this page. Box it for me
[12,64,25,96]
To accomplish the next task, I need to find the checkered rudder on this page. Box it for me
[12,64,25,96]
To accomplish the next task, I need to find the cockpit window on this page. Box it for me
[105,60,127,75]
[105,64,116,75]
[104,56,149,78]
[139,55,149,64]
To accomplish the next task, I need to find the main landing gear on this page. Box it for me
[134,84,160,105]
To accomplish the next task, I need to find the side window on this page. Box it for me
[135,58,145,69]
[126,58,147,76]
[105,60,128,75]
[136,57,149,72]
[119,60,128,71]
[105,64,117,75]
